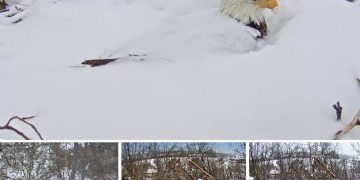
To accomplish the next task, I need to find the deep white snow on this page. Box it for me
[1,0,360,140]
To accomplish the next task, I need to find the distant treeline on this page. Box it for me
[250,142,360,180]
[122,142,246,180]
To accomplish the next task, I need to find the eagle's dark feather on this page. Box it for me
[245,20,267,38]
[220,0,278,39]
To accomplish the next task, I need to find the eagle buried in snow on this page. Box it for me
[220,0,279,38]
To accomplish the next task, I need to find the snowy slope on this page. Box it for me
[0,0,360,140]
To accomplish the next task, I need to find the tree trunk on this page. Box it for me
[81,143,89,180]
[70,143,79,180]
[54,144,64,180]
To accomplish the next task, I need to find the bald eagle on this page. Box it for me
[220,0,279,39]
[80,1,275,67]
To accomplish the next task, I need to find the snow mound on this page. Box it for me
[109,0,299,60]
[112,9,263,61]
[0,0,360,140]
[125,0,220,18]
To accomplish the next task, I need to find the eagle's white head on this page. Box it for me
[220,0,279,25]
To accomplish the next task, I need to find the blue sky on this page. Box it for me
[142,142,358,156]
[215,142,359,155]
[215,142,232,153]
[214,142,243,154]
[339,142,357,155]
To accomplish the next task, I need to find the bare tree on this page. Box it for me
[80,142,89,180]
[228,143,246,158]
[122,142,245,180]
[250,142,358,180]
[0,142,117,180]
[70,143,79,180]
[351,142,360,154]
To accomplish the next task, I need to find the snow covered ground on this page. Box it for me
[0,0,360,140]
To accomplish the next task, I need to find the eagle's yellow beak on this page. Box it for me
[253,0,278,10]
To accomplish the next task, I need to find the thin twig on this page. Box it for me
[15,5,24,11]
[12,116,43,140]
[1,115,44,140]
[69,65,86,68]
[128,54,147,57]
[6,126,31,140]
[108,51,117,58]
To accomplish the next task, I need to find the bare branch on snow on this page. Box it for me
[333,101,342,121]
[78,53,147,67]
[0,115,44,140]
[333,78,360,140]
[81,58,118,67]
